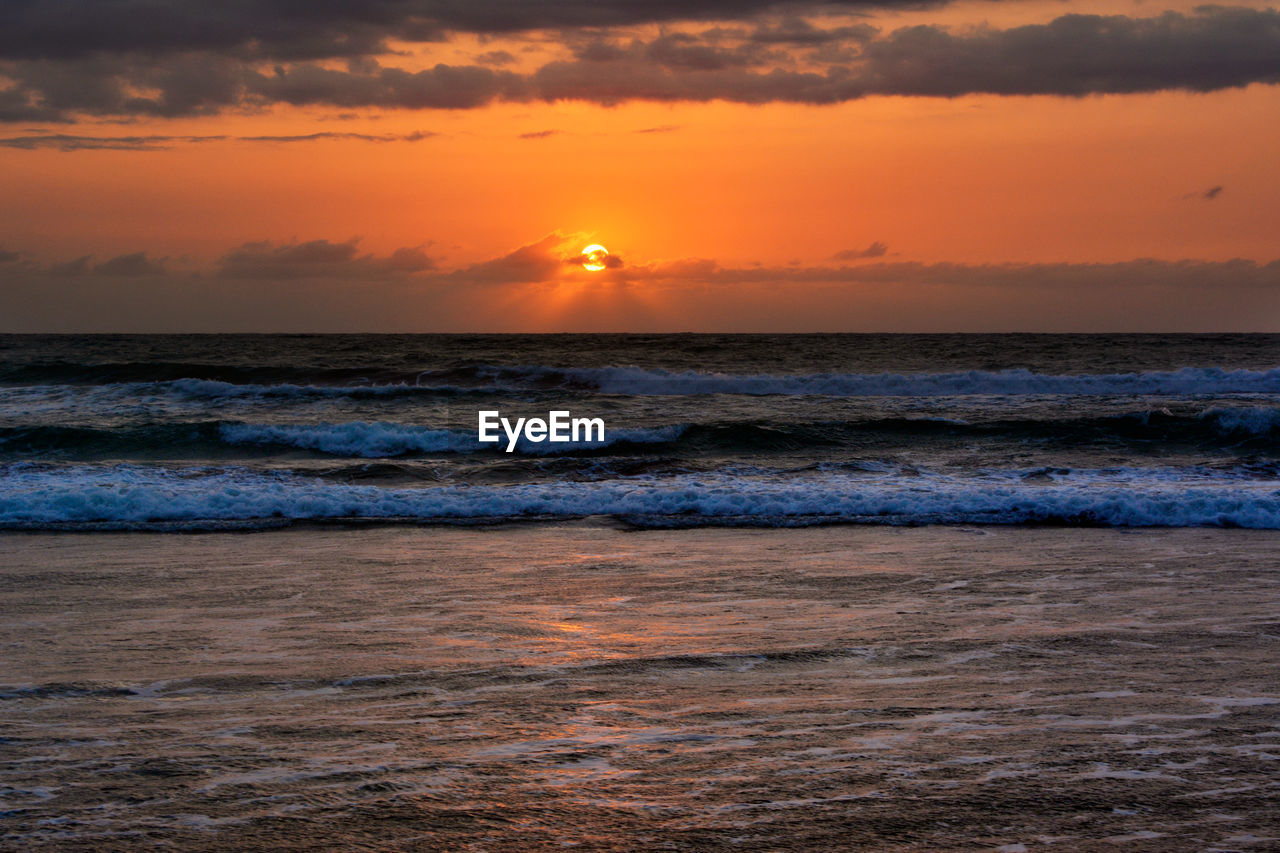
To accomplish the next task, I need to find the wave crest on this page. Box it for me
[3,464,1278,530]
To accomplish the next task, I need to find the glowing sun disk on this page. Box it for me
[581,244,609,272]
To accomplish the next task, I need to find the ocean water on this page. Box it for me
[2,527,1279,850]
[1,333,1278,530]
[2,334,1279,850]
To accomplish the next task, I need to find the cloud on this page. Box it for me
[38,251,165,275]
[3,8,1280,121]
[15,234,1280,296]
[621,257,1280,293]
[832,242,888,261]
[635,124,680,134]
[518,129,560,139]
[92,252,166,276]
[47,255,91,276]
[748,17,878,45]
[0,134,215,151]
[0,131,436,150]
[533,8,1280,103]
[239,131,436,143]
[435,234,629,281]
[0,248,19,263]
[3,235,1279,331]
[564,248,624,270]
[437,234,569,285]
[243,62,530,111]
[0,1,958,62]
[1203,185,1224,200]
[476,50,517,66]
[0,55,526,120]
[421,235,1280,310]
[851,9,1280,97]
[216,239,435,280]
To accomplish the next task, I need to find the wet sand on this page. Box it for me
[2,526,1278,851]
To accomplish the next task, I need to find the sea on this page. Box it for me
[2,334,1279,851]
[1,333,1279,530]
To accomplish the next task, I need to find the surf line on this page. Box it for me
[478,410,605,452]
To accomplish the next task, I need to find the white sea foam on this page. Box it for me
[219,421,685,456]
[1200,405,1280,437]
[2,463,1278,528]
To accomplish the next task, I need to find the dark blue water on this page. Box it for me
[1,333,1278,529]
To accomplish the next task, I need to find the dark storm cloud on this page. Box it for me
[2,7,1278,120]
[243,62,530,110]
[533,7,1280,102]
[0,0,417,61]
[851,8,1280,97]
[747,17,878,45]
[640,31,782,71]
[0,1,954,62]
[216,239,435,280]
[832,242,888,260]
[0,55,524,120]
[0,248,20,263]
[0,53,253,120]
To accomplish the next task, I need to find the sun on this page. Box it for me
[581,244,609,272]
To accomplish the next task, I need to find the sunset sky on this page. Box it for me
[2,0,1279,331]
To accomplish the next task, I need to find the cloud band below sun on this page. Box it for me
[2,232,1277,333]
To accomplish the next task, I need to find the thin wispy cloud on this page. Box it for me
[0,131,437,151]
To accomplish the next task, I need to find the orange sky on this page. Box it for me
[2,0,1279,330]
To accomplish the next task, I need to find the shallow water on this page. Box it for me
[2,526,1278,850]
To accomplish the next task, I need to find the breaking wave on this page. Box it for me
[1,407,1277,460]
[2,463,1278,530]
